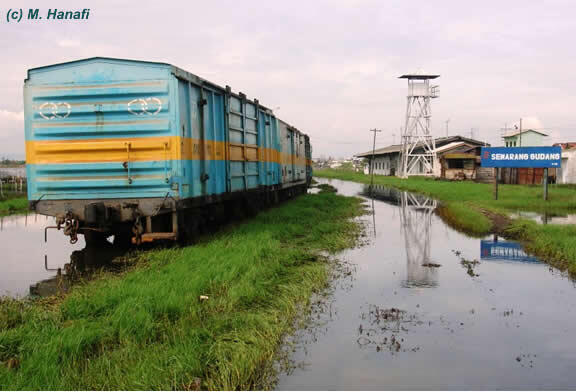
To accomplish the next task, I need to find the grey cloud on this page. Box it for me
[0,0,574,158]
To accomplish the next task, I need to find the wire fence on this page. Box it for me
[0,168,27,198]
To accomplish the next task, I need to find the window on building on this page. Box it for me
[448,159,465,169]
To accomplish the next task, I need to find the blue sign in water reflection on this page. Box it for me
[480,239,541,263]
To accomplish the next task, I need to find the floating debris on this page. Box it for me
[355,305,422,354]
[459,257,480,277]
[422,263,441,268]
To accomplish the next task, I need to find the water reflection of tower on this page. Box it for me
[399,191,439,288]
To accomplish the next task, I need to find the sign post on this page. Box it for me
[481,146,561,202]
[544,168,549,201]
[493,168,498,200]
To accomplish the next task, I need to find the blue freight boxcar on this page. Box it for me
[25,57,312,244]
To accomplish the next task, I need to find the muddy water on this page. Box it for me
[0,214,124,297]
[277,179,575,390]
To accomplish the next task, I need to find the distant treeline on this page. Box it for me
[0,158,25,167]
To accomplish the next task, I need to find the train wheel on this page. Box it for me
[113,232,133,248]
[84,230,111,248]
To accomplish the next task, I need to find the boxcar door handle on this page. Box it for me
[125,142,132,184]
[163,142,169,183]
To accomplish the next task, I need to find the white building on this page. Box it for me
[555,143,576,184]
[357,136,488,179]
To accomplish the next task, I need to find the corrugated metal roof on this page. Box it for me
[443,153,476,159]
[356,144,402,157]
[434,141,466,153]
[355,136,489,158]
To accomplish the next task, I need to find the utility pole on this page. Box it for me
[369,128,382,190]
[394,126,403,145]
[519,118,523,147]
[445,119,450,137]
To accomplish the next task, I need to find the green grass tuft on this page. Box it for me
[504,220,576,276]
[436,202,493,236]
[0,198,28,216]
[0,191,364,390]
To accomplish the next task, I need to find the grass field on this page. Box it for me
[0,182,28,216]
[0,190,364,390]
[0,197,28,216]
[315,169,575,275]
[505,220,576,273]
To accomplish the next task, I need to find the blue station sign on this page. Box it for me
[480,146,562,168]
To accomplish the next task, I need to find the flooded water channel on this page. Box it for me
[0,214,125,297]
[277,179,576,390]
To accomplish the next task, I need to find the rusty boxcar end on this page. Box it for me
[25,57,312,245]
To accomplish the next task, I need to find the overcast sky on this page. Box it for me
[0,0,575,159]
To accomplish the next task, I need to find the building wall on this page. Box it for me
[440,158,476,180]
[558,149,576,184]
[365,153,401,176]
[367,154,455,177]
[503,131,545,147]
[432,156,442,177]
[444,168,476,180]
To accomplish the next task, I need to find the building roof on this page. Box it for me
[434,141,467,154]
[356,144,403,158]
[502,129,548,138]
[443,153,476,160]
[554,142,576,150]
[355,136,489,158]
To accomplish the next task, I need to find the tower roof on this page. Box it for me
[399,73,440,80]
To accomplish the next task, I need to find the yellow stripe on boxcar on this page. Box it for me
[27,137,307,166]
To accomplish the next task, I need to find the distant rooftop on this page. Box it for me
[355,135,488,158]
[502,129,548,138]
[553,142,576,150]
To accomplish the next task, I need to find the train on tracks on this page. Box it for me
[24,57,312,245]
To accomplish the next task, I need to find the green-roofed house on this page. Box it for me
[502,129,548,147]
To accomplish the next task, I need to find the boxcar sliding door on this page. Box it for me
[182,81,226,199]
[226,90,260,192]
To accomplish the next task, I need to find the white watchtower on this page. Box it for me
[399,72,440,178]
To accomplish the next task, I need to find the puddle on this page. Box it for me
[276,178,575,390]
[509,210,576,225]
[0,214,125,297]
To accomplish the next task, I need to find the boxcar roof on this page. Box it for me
[27,57,273,108]
[26,57,311,134]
